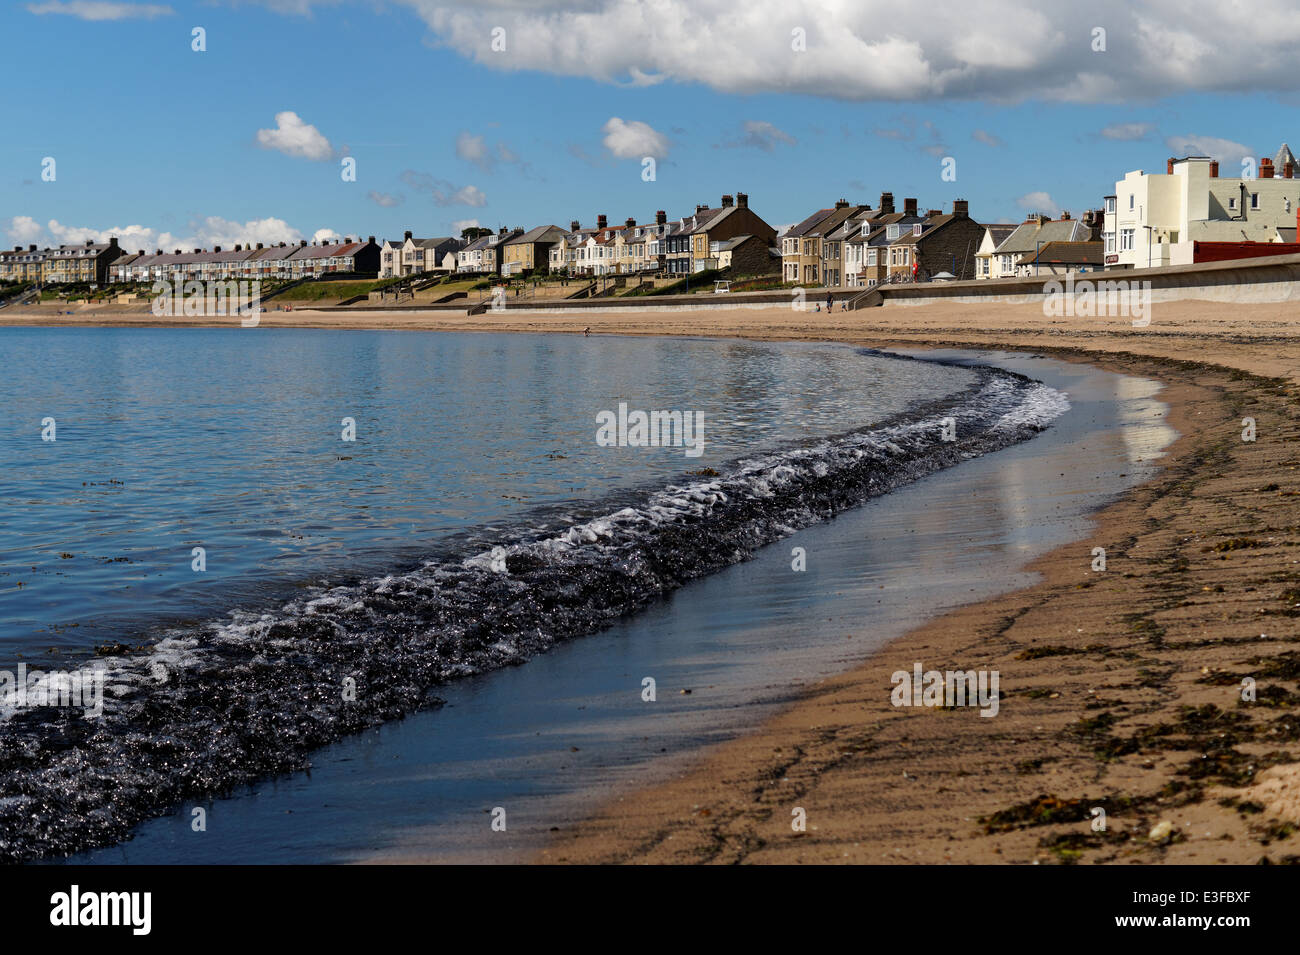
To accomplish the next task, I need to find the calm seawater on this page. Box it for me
[0,328,976,659]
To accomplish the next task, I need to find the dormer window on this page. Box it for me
[912,223,923,236]
[887,224,900,240]
[860,222,871,236]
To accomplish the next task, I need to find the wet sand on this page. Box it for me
[11,297,1300,864]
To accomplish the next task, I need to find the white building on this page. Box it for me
[1111,147,1300,269]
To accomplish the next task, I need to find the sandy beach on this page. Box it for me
[6,298,1299,864]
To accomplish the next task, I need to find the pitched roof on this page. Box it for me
[505,224,565,245]
[288,241,367,261]
[805,205,864,238]
[715,234,755,251]
[1015,241,1104,266]
[845,212,907,243]
[1275,143,1297,173]
[994,219,1090,254]
[892,215,955,245]
[786,208,836,238]
[982,224,1018,245]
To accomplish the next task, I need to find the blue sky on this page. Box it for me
[4,0,1299,251]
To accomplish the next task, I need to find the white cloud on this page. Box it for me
[255,111,334,161]
[1016,191,1056,212]
[451,218,480,233]
[6,215,342,254]
[231,1,1300,103]
[971,129,1004,147]
[1165,134,1254,167]
[367,190,403,207]
[1100,122,1156,141]
[602,117,669,159]
[338,0,1300,104]
[25,1,172,20]
[5,216,45,245]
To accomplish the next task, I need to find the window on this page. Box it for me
[866,249,877,266]
[887,224,900,240]
[1251,193,1260,210]
[1104,232,1115,253]
[1129,195,1134,210]
[1106,197,1116,213]
[912,223,923,236]
[1120,228,1135,251]
[1229,196,1237,210]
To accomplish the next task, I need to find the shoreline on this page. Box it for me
[9,300,1299,864]
[520,307,1300,863]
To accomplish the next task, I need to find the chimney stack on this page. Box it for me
[1261,157,1275,179]
[367,236,375,244]
[926,208,941,218]
[570,220,580,232]
[1209,160,1220,178]
[404,230,413,241]
[878,192,895,215]
[1286,161,1295,179]
[835,198,849,209]
[597,214,607,230]
[1061,211,1071,220]
[625,217,636,228]
[1167,157,1176,174]
[721,194,734,208]
[903,197,917,216]
[953,199,969,218]
[214,245,222,253]
[736,192,748,208]
[257,243,264,249]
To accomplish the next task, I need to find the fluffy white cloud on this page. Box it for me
[25,1,172,19]
[602,117,669,159]
[1016,191,1057,212]
[255,111,334,161]
[229,0,1300,103]
[352,0,1300,103]
[5,215,342,254]
[5,216,45,245]
[1164,134,1254,167]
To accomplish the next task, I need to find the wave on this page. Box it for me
[0,357,1068,862]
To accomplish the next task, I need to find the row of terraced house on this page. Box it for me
[0,236,383,285]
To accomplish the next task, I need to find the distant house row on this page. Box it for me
[544,193,778,277]
[0,238,125,285]
[378,193,781,281]
[780,193,987,286]
[0,237,382,285]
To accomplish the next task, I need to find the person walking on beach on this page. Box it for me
[825,291,833,312]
